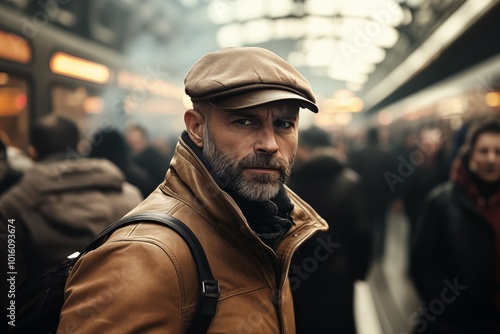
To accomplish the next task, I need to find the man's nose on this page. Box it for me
[254,127,279,155]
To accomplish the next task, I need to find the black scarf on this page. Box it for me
[182,132,294,248]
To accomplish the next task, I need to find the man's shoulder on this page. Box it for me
[107,190,205,249]
[105,218,190,250]
[98,212,202,278]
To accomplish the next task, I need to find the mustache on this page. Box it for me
[239,155,290,172]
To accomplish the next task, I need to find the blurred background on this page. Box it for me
[1,0,499,148]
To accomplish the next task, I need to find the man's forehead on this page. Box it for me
[228,101,300,116]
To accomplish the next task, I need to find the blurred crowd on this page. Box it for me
[288,115,499,333]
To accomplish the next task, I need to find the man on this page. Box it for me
[58,47,327,333]
[0,115,142,289]
[288,126,371,334]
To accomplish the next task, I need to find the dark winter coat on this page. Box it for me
[410,181,499,333]
[287,152,371,334]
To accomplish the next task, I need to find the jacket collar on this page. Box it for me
[159,133,328,243]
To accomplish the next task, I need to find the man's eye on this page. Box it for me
[235,119,253,125]
[274,120,294,129]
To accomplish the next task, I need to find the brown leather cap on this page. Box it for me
[184,47,318,113]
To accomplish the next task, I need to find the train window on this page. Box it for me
[0,73,29,152]
[51,85,104,138]
[50,52,110,84]
[0,30,32,64]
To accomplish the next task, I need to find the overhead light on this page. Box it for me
[50,52,110,84]
[328,69,368,84]
[210,0,406,94]
[322,89,364,112]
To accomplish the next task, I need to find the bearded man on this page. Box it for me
[58,47,327,333]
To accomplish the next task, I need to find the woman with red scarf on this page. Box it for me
[410,116,500,334]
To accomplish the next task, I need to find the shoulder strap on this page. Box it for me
[82,212,220,334]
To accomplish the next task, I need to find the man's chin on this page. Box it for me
[234,180,282,202]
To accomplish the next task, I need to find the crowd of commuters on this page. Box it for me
[0,115,144,332]
[288,126,371,334]
[0,46,498,334]
[88,128,157,198]
[347,127,397,260]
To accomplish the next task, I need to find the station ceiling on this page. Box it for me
[3,0,499,114]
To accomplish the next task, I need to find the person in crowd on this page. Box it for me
[347,127,396,260]
[288,126,371,334]
[410,116,500,334]
[58,46,327,333]
[0,137,23,195]
[400,127,450,232]
[0,115,142,290]
[126,124,171,184]
[88,128,157,198]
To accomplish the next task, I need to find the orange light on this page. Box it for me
[50,52,110,84]
[485,91,500,107]
[322,90,364,113]
[0,73,9,85]
[0,31,32,64]
[0,88,26,116]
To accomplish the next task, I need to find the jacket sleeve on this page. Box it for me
[58,239,190,334]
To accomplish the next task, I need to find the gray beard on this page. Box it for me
[202,126,294,202]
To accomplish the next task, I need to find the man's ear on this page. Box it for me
[184,109,205,148]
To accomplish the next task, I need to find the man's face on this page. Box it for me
[202,101,299,202]
[126,129,147,154]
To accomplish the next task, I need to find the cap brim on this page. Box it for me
[210,89,318,113]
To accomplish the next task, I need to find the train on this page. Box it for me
[0,4,186,155]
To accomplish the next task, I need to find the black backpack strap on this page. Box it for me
[82,212,220,334]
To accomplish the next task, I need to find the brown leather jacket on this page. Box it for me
[58,137,327,334]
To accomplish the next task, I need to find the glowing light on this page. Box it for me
[322,89,364,113]
[50,52,110,84]
[334,112,353,125]
[0,88,25,116]
[0,73,9,85]
[378,109,393,126]
[485,91,500,107]
[0,31,31,64]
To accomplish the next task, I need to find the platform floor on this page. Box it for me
[354,207,422,334]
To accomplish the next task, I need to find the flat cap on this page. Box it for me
[184,47,318,113]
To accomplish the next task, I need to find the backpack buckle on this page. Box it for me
[201,279,220,298]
